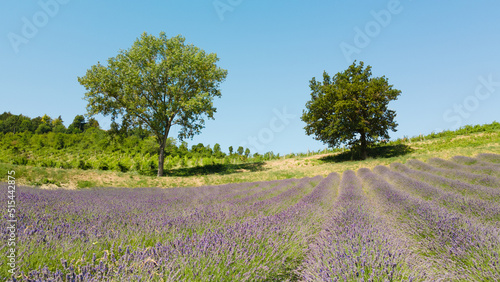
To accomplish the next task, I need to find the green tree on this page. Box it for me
[178,141,189,157]
[41,114,53,126]
[0,112,13,121]
[213,143,221,152]
[109,121,120,135]
[191,143,205,156]
[35,123,52,134]
[129,124,150,139]
[68,115,86,133]
[244,148,250,158]
[237,146,244,156]
[53,133,65,149]
[85,117,100,130]
[2,115,22,133]
[52,115,64,127]
[31,116,43,133]
[52,116,66,133]
[301,61,401,160]
[19,119,33,132]
[164,137,178,157]
[204,144,213,158]
[78,32,227,176]
[213,143,225,158]
[228,146,233,156]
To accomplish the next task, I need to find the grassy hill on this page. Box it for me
[1,123,499,189]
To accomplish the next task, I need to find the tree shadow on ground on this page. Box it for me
[319,144,413,163]
[164,162,267,177]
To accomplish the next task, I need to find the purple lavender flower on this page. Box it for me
[2,154,499,281]
[406,159,500,187]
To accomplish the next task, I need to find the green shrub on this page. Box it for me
[116,161,129,172]
[77,160,91,170]
[58,161,73,169]
[40,159,57,168]
[179,156,187,167]
[98,160,109,170]
[164,157,174,170]
[202,157,214,166]
[172,156,180,168]
[147,159,158,170]
[42,178,60,186]
[13,156,28,165]
[133,159,142,171]
[77,180,95,189]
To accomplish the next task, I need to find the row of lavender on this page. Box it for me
[299,153,500,281]
[1,173,339,281]
[299,170,426,280]
[1,153,499,280]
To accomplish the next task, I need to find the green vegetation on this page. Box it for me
[0,111,284,176]
[0,119,498,189]
[79,32,228,176]
[302,61,401,160]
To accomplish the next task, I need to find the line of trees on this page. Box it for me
[0,112,99,135]
[0,112,280,171]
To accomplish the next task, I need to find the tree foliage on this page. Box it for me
[0,111,286,171]
[68,115,86,133]
[78,32,228,176]
[301,61,401,159]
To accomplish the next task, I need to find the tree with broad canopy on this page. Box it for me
[301,61,401,160]
[78,32,227,176]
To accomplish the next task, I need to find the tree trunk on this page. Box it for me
[156,123,171,177]
[157,142,165,177]
[360,132,368,160]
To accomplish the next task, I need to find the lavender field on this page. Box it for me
[2,153,500,281]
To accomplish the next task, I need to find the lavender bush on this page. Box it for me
[477,153,500,164]
[391,162,500,202]
[452,155,500,168]
[428,157,500,178]
[374,165,500,225]
[358,168,500,280]
[406,159,500,187]
[299,170,423,281]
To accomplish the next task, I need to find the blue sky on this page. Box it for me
[1,1,499,155]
